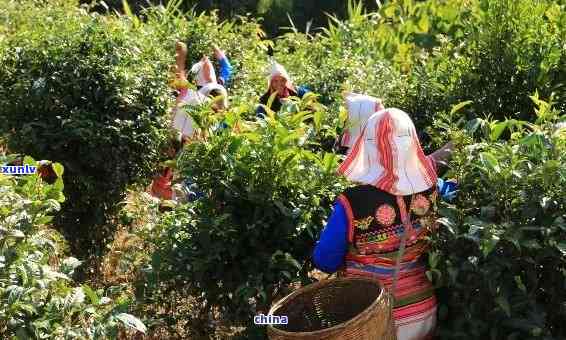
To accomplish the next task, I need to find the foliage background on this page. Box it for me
[0,0,565,339]
[0,0,269,262]
[0,155,145,338]
[82,0,380,37]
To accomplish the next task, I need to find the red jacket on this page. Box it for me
[150,167,174,200]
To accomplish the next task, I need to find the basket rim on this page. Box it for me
[266,276,389,337]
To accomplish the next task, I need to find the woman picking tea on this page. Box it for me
[313,108,454,340]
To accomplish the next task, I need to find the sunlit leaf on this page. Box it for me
[52,163,64,177]
[116,313,147,334]
[490,121,507,141]
[417,15,430,33]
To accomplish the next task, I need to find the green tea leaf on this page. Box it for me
[556,243,566,256]
[490,121,507,141]
[52,163,64,177]
[82,285,100,305]
[495,295,511,317]
[450,100,473,115]
[417,15,430,33]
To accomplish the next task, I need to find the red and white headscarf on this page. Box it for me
[340,92,385,150]
[191,57,217,86]
[338,108,437,196]
[187,57,229,108]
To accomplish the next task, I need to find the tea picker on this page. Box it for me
[269,108,456,339]
[150,42,232,205]
[256,60,311,119]
[170,42,232,138]
[336,92,385,155]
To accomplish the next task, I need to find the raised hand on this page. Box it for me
[212,44,225,60]
[175,41,188,78]
[200,55,214,83]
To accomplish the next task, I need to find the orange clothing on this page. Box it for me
[150,168,174,200]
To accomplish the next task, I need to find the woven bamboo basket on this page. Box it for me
[267,277,396,340]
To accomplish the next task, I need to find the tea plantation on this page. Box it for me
[0,0,564,338]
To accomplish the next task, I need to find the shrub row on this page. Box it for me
[0,0,268,257]
[0,155,145,338]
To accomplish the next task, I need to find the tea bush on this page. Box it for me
[136,99,346,337]
[274,0,565,133]
[0,0,171,254]
[81,0,381,37]
[0,155,145,339]
[272,0,477,133]
[450,0,566,120]
[429,97,566,339]
[0,0,268,256]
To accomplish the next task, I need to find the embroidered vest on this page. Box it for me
[337,185,438,256]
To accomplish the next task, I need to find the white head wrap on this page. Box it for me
[171,84,228,138]
[198,83,229,108]
[267,60,295,91]
[340,92,385,150]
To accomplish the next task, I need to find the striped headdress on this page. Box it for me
[338,108,437,196]
[340,92,385,150]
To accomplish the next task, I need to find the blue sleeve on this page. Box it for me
[437,178,458,202]
[313,202,348,273]
[297,86,310,98]
[218,57,233,87]
[212,121,229,132]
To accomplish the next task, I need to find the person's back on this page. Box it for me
[313,108,455,340]
[337,184,438,339]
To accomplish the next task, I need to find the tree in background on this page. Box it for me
[83,0,379,36]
